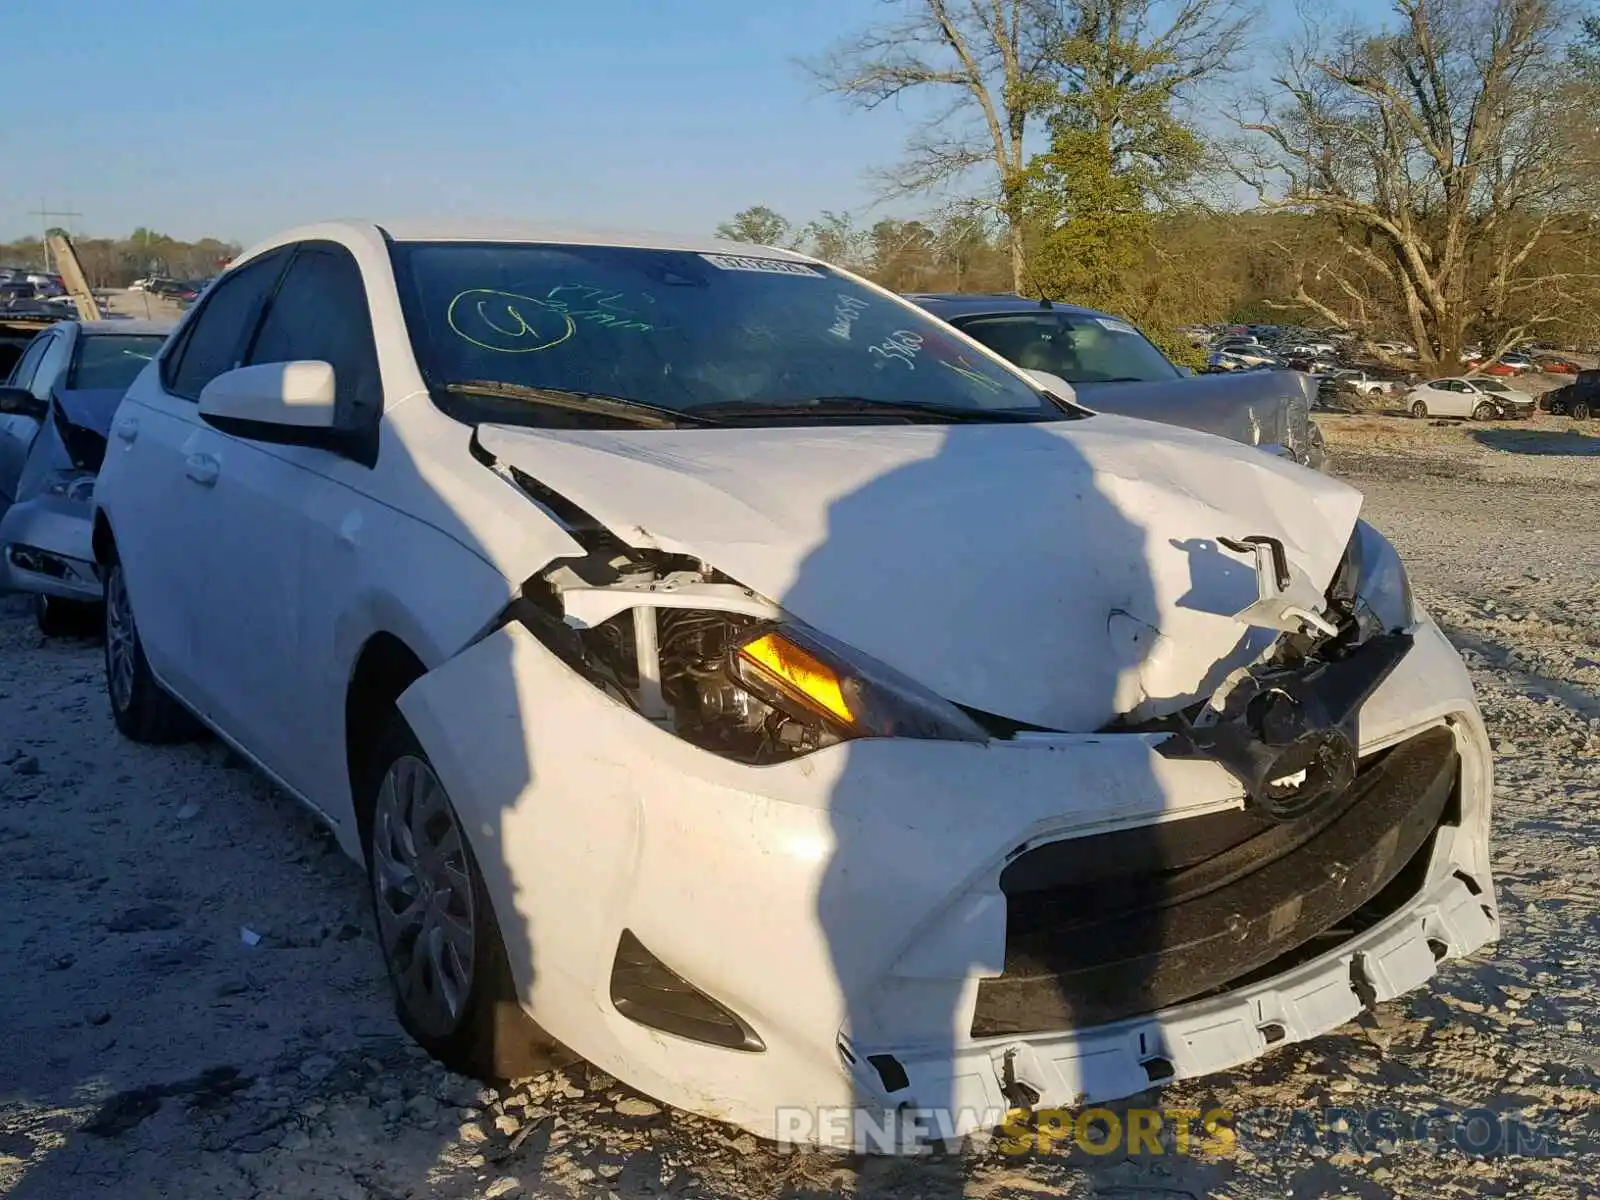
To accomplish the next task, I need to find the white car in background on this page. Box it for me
[1405,377,1535,420]
[1322,369,1399,397]
[90,220,1497,1147]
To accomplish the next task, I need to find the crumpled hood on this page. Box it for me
[478,415,1364,732]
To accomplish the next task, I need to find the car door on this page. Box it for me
[1419,380,1461,416]
[1448,381,1484,417]
[0,332,54,502]
[102,249,290,706]
[176,241,384,797]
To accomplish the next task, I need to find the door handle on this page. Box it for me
[114,416,138,443]
[184,453,220,487]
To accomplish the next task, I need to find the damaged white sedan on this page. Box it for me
[91,221,1497,1147]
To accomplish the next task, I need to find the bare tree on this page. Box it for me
[1237,0,1600,369]
[806,0,1063,291]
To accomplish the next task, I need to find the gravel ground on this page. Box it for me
[1,414,1596,1199]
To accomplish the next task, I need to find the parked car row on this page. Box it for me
[0,319,173,631]
[3,222,1497,1149]
[1541,369,1600,420]
[129,276,213,302]
[0,267,66,299]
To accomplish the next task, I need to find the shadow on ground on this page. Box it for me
[1470,427,1600,456]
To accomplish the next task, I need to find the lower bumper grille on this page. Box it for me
[971,726,1459,1037]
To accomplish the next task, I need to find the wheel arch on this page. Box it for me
[345,630,429,849]
[91,509,118,565]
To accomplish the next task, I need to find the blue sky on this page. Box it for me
[3,0,1372,246]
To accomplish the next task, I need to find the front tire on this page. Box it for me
[1574,399,1592,421]
[365,714,565,1081]
[1472,401,1496,421]
[103,563,198,743]
[1410,399,1428,418]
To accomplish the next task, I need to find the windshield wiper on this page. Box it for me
[441,381,714,429]
[683,396,1052,424]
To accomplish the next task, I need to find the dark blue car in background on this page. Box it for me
[906,293,1325,470]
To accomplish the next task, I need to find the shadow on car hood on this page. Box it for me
[478,416,1364,731]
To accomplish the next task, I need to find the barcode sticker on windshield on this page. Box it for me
[701,253,823,277]
[1095,316,1138,335]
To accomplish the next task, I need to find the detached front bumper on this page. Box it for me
[0,493,100,601]
[399,615,1495,1146]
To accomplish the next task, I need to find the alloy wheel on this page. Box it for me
[371,755,477,1040]
[105,568,136,714]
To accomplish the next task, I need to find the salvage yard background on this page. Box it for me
[0,415,1596,1200]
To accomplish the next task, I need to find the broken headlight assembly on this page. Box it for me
[641,609,986,763]
[507,577,986,764]
[1329,519,1417,637]
[719,620,989,753]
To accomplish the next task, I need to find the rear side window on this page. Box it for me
[163,252,286,400]
[245,244,381,428]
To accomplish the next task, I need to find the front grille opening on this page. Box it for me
[971,728,1459,1038]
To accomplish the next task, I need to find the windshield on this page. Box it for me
[67,335,165,390]
[1477,379,1511,393]
[391,242,1066,425]
[950,311,1181,384]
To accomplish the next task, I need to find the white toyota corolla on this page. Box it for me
[92,221,1497,1146]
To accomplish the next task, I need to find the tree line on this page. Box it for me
[0,228,241,288]
[721,0,1600,370]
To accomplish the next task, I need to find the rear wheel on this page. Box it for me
[1409,399,1428,418]
[1472,401,1496,421]
[103,563,198,743]
[1574,399,1592,421]
[365,714,566,1081]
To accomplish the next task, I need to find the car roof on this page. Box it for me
[902,292,1123,321]
[241,218,819,263]
[69,319,174,336]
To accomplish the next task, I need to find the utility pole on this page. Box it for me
[28,203,84,272]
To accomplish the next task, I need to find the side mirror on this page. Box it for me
[199,361,337,430]
[1176,365,1197,377]
[1023,368,1078,407]
[0,386,48,420]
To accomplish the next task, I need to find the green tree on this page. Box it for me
[1020,0,1245,338]
[715,205,794,247]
